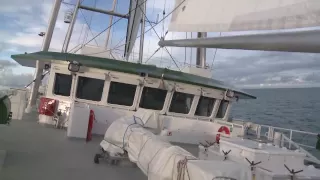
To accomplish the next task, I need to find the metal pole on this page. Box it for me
[79,5,127,18]
[105,0,118,49]
[138,1,146,63]
[62,0,81,53]
[25,0,62,113]
[196,32,207,68]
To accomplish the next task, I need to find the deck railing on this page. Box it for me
[232,118,320,164]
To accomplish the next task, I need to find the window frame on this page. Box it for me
[50,70,74,100]
[166,83,200,116]
[137,85,169,112]
[193,87,225,119]
[194,95,217,118]
[167,91,195,115]
[74,72,106,104]
[215,99,230,120]
[105,74,141,110]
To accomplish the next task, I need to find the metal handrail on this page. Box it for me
[231,119,320,164]
[282,135,320,164]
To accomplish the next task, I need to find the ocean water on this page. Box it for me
[231,87,320,133]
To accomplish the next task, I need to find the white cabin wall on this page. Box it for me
[43,61,235,136]
[166,83,201,117]
[88,104,134,135]
[211,100,221,120]
[159,115,221,144]
[9,88,28,120]
[41,64,74,125]
[46,63,74,102]
[224,102,233,121]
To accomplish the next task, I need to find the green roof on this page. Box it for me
[11,51,256,99]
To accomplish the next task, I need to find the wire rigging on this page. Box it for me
[145,47,161,63]
[79,9,99,46]
[136,0,182,70]
[70,0,149,54]
[147,0,157,55]
[211,32,222,68]
[184,32,187,65]
[77,22,85,45]
[69,0,185,67]
[62,0,98,52]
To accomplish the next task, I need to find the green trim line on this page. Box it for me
[11,51,256,99]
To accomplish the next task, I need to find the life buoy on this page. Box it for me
[216,126,230,143]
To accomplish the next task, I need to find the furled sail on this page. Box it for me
[169,0,320,32]
[159,29,320,53]
[124,0,145,60]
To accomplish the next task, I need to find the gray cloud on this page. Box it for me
[0,72,34,88]
[0,42,8,53]
[0,60,17,70]
[0,60,33,88]
[1,0,320,90]
[304,72,320,83]
[209,50,320,88]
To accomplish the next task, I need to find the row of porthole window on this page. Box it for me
[53,73,228,118]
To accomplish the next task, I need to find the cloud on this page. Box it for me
[0,0,35,13]
[211,51,320,88]
[0,60,17,70]
[0,60,33,87]
[1,0,320,89]
[0,72,34,88]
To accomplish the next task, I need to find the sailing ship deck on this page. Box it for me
[0,111,147,180]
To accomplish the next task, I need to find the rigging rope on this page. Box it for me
[184,32,187,65]
[160,0,167,63]
[69,0,149,54]
[70,0,186,68]
[145,47,161,63]
[80,8,98,46]
[190,32,192,65]
[136,0,182,70]
[77,23,85,45]
[162,0,166,37]
[210,32,222,68]
[62,0,98,52]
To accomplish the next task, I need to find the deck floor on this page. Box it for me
[0,112,146,180]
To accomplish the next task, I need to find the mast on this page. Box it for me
[105,0,118,49]
[138,1,147,63]
[62,0,81,53]
[196,32,207,68]
[25,0,62,113]
[124,0,144,60]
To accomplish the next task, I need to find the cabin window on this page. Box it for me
[216,100,229,118]
[169,92,194,114]
[53,73,72,96]
[107,82,137,106]
[139,87,167,110]
[76,76,104,101]
[195,96,215,117]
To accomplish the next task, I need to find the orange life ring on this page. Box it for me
[216,126,230,143]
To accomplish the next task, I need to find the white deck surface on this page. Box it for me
[0,112,146,180]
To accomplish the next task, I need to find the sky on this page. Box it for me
[1,0,320,89]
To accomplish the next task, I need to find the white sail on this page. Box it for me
[124,0,145,59]
[169,0,320,32]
